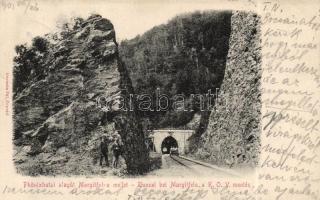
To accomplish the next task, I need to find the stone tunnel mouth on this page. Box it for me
[161,136,178,154]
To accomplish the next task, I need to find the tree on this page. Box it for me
[13,36,50,95]
[119,11,232,130]
[32,36,49,53]
[13,44,29,94]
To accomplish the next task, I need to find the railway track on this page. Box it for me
[169,154,201,175]
[170,155,211,169]
[169,154,240,177]
[170,155,193,169]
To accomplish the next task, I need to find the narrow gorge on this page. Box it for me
[13,10,261,176]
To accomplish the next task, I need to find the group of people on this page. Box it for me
[99,133,122,168]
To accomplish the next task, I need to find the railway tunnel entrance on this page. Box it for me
[150,129,194,155]
[161,136,178,154]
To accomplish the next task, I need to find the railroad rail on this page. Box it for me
[169,154,200,174]
[169,154,241,177]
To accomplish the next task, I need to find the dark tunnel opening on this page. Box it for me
[161,136,178,154]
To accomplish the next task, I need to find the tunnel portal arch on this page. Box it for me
[161,136,178,154]
[150,130,194,155]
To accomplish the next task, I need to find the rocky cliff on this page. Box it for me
[197,11,262,167]
[13,15,149,175]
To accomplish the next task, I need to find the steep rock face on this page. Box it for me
[198,11,261,167]
[119,11,232,134]
[13,15,149,175]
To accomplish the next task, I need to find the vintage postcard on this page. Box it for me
[0,0,319,199]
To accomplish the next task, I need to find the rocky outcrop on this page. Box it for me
[197,11,261,167]
[13,15,149,175]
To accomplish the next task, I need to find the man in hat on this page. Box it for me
[99,135,109,167]
[111,131,123,168]
[111,138,121,168]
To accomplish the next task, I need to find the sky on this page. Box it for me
[3,0,255,43]
[0,0,256,76]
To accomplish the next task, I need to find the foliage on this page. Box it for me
[13,17,86,95]
[119,11,232,129]
[13,36,50,95]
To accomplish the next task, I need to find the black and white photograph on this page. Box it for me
[12,8,262,178]
[2,0,320,199]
